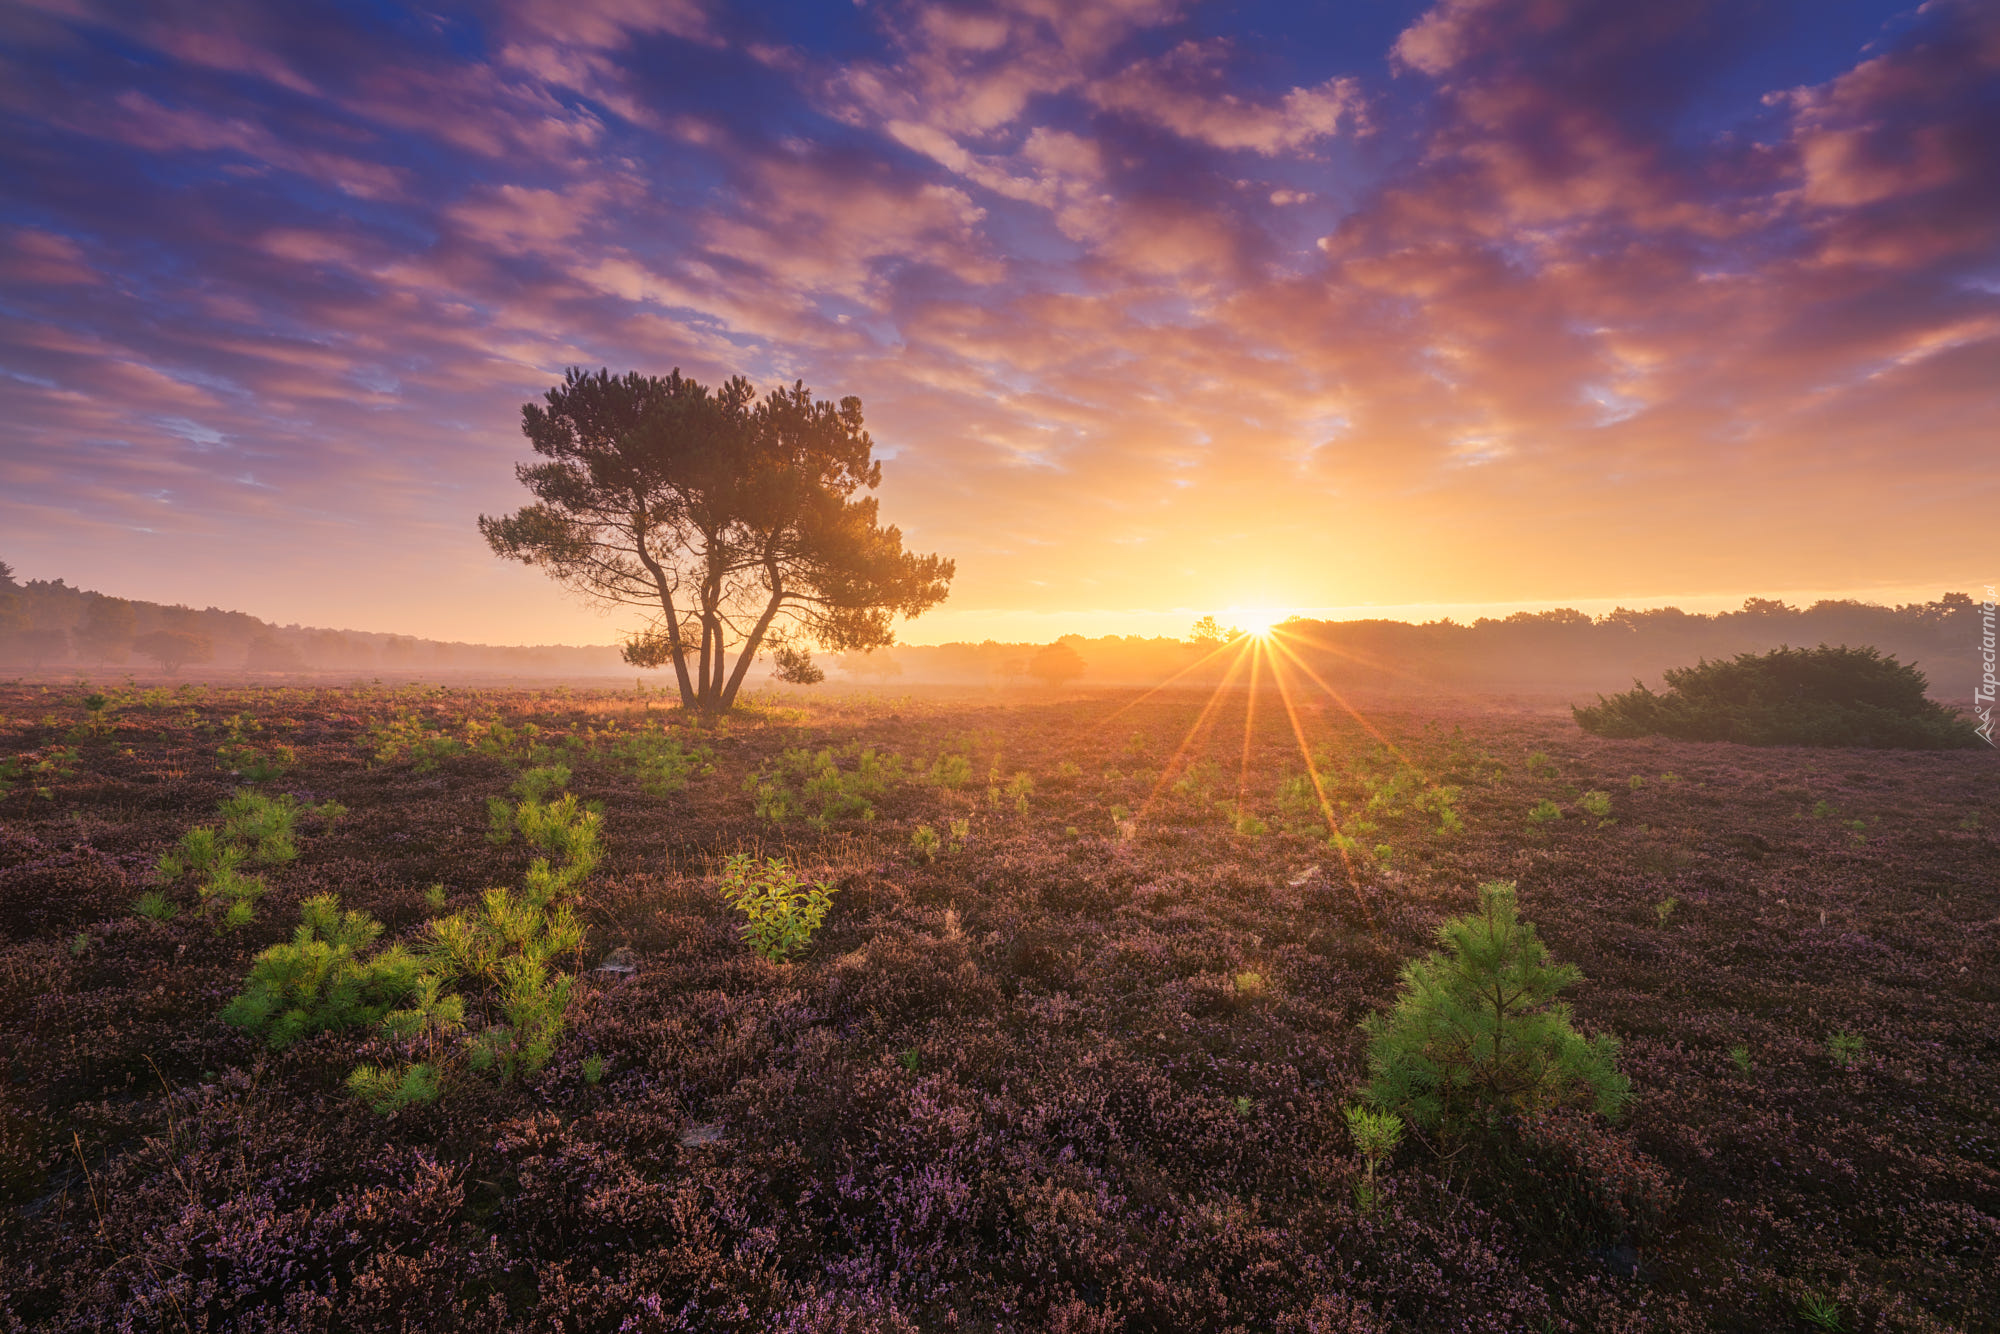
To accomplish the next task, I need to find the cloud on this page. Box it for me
[1087,40,1365,154]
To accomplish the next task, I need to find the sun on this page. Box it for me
[1235,607,1288,638]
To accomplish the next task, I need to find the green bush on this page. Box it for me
[716,854,837,961]
[1526,799,1563,827]
[927,753,974,789]
[605,724,713,797]
[1574,645,1980,748]
[909,824,940,863]
[425,785,598,1081]
[221,895,423,1049]
[156,791,308,925]
[347,1061,443,1114]
[747,746,901,826]
[1361,881,1628,1136]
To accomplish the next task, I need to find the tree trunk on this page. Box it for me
[719,587,786,710]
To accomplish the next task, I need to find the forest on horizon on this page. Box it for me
[0,562,1984,702]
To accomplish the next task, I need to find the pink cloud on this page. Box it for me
[1088,40,1366,155]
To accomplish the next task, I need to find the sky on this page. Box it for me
[1,0,1995,647]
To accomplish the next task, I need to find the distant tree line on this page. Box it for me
[0,562,627,677]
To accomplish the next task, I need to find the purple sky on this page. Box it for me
[2,0,1995,645]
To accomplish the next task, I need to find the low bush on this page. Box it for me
[747,746,902,826]
[220,895,423,1049]
[716,854,837,961]
[604,724,713,797]
[1574,644,1980,747]
[1361,881,1629,1137]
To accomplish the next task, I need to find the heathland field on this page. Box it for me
[1,683,1994,1332]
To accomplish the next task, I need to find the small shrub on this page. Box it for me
[1235,811,1268,837]
[1233,969,1267,1000]
[606,726,713,797]
[1653,895,1677,926]
[716,854,837,962]
[1798,1293,1845,1331]
[928,753,973,789]
[581,1054,607,1085]
[748,746,901,827]
[134,890,179,922]
[1005,771,1034,813]
[1729,1043,1753,1075]
[217,790,301,866]
[1827,1030,1867,1067]
[910,824,940,864]
[202,862,270,929]
[221,895,423,1049]
[1232,1095,1254,1117]
[897,1049,921,1073]
[1345,1103,1403,1212]
[1526,799,1563,827]
[219,741,296,782]
[1627,775,1645,790]
[1361,881,1629,1136]
[1577,789,1613,820]
[347,1061,442,1115]
[948,817,971,846]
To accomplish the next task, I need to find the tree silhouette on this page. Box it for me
[1029,640,1086,688]
[481,368,953,713]
[133,630,212,674]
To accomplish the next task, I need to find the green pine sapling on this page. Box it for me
[1360,881,1629,1137]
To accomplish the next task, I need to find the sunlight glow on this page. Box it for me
[1235,608,1288,637]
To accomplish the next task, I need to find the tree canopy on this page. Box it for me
[480,368,953,712]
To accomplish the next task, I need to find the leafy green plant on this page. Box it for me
[1232,1095,1254,1117]
[716,854,837,962]
[1345,1103,1403,1212]
[948,817,971,846]
[909,824,940,864]
[1627,775,1645,790]
[748,746,901,827]
[367,708,466,771]
[1653,895,1677,926]
[1234,811,1268,837]
[1729,1043,1753,1076]
[1827,1030,1867,1067]
[582,1054,607,1085]
[927,753,973,788]
[1526,799,1563,827]
[1005,771,1034,814]
[347,1062,443,1114]
[1525,751,1557,778]
[1233,969,1267,1000]
[220,895,423,1048]
[133,890,179,922]
[1577,789,1613,820]
[219,741,296,782]
[605,724,713,797]
[218,790,301,865]
[1360,881,1629,1136]
[897,1048,922,1073]
[1798,1292,1845,1331]
[425,789,600,1082]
